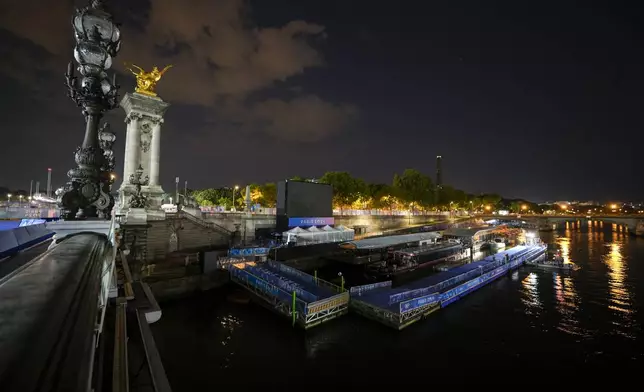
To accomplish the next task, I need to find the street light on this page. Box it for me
[19,195,23,207]
[7,193,12,204]
[232,185,239,211]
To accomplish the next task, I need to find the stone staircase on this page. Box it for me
[175,210,232,236]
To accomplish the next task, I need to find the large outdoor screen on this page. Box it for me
[278,180,333,218]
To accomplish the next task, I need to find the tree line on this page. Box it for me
[190,169,545,213]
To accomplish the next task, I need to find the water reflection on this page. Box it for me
[219,314,242,368]
[521,272,542,316]
[553,273,584,336]
[602,234,635,339]
[558,236,572,263]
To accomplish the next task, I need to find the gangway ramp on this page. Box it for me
[227,260,349,329]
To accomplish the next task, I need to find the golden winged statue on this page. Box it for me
[124,62,173,97]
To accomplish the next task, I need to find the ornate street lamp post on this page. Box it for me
[58,0,120,220]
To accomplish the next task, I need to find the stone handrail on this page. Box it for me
[0,232,114,392]
[176,210,232,235]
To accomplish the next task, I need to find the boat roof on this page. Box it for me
[442,225,506,238]
[394,242,461,256]
[339,232,441,250]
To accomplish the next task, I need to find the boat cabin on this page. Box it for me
[336,232,442,265]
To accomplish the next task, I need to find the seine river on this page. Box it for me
[151,222,644,387]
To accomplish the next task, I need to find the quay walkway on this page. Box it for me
[226,260,349,329]
[350,245,547,330]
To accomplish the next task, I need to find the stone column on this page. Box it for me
[118,92,170,219]
[123,114,141,185]
[149,119,163,187]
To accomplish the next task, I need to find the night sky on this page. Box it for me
[0,0,642,202]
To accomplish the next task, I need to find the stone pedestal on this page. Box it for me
[117,92,170,220]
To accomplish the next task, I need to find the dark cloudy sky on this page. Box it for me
[0,0,642,202]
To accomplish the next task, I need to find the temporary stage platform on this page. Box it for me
[350,245,546,330]
[226,260,349,329]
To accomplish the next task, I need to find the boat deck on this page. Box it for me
[351,245,546,329]
[228,260,349,329]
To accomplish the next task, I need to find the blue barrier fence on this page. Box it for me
[0,223,53,259]
[389,247,543,305]
[229,266,308,315]
[268,261,316,284]
[350,281,392,295]
[399,292,440,313]
[396,246,546,314]
[228,247,271,257]
[244,264,318,302]
[440,265,507,305]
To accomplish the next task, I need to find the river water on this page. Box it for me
[151,222,644,387]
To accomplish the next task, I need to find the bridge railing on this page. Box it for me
[0,232,115,392]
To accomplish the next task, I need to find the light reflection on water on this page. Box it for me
[603,232,635,339]
[521,272,542,316]
[219,314,242,368]
[553,273,584,336]
[520,223,639,340]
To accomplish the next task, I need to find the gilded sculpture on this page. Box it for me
[124,62,173,97]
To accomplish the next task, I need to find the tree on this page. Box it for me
[260,183,277,207]
[319,171,365,210]
[481,193,502,208]
[438,185,467,207]
[192,188,221,205]
[249,182,277,207]
[393,169,433,210]
[509,201,522,214]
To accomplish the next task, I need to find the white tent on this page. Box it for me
[283,224,354,246]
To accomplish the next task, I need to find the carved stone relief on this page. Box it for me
[140,122,152,153]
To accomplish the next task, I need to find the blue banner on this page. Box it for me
[440,276,483,304]
[350,281,392,295]
[389,287,434,304]
[399,292,440,314]
[288,217,335,227]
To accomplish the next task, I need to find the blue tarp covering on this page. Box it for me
[357,246,544,314]
[0,223,53,259]
[263,262,335,299]
[0,221,20,231]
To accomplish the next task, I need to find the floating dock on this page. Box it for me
[227,260,349,329]
[350,245,546,330]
